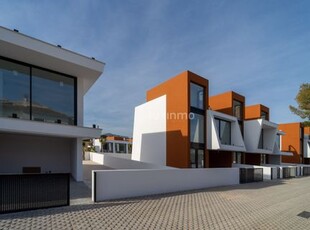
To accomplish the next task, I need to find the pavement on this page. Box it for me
[1,172,310,229]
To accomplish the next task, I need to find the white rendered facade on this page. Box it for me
[207,110,246,152]
[0,26,104,181]
[132,95,167,166]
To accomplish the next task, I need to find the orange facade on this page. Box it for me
[209,91,245,118]
[279,122,303,164]
[147,71,209,168]
[245,104,269,121]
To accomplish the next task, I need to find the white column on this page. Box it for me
[71,138,83,181]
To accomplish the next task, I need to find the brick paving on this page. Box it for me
[1,177,310,229]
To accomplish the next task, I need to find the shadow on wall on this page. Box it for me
[140,131,166,166]
[282,145,299,163]
[140,130,189,167]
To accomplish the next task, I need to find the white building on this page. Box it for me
[0,26,104,181]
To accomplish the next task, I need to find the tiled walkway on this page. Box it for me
[1,177,310,229]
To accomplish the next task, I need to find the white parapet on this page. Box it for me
[92,168,239,201]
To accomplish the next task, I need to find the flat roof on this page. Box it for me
[0,26,105,94]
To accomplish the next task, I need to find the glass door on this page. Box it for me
[190,148,205,168]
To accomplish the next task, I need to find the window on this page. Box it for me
[32,68,75,125]
[215,118,231,145]
[258,129,264,149]
[238,120,244,136]
[102,142,113,153]
[233,100,243,120]
[190,113,205,143]
[0,59,30,120]
[190,149,204,168]
[261,111,268,120]
[190,83,204,110]
[115,143,127,153]
[0,57,76,125]
[276,134,281,149]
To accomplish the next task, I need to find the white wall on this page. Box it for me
[93,168,239,201]
[0,133,71,174]
[71,138,83,181]
[244,119,278,154]
[207,110,246,152]
[90,152,170,169]
[132,95,167,165]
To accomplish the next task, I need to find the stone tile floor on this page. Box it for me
[1,177,310,229]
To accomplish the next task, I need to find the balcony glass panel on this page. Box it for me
[32,68,75,125]
[0,59,30,120]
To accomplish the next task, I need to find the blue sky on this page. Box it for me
[1,0,309,136]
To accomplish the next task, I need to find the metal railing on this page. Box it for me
[0,173,70,214]
[239,168,263,184]
[282,167,296,178]
[303,167,310,176]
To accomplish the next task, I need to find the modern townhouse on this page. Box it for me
[208,91,246,167]
[0,26,104,181]
[243,104,291,166]
[132,70,209,168]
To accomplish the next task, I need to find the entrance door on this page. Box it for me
[190,149,204,168]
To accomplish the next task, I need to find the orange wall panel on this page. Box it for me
[147,71,208,168]
[245,104,269,121]
[279,122,302,164]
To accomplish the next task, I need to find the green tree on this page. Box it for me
[289,83,310,126]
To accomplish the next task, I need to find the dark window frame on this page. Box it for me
[0,56,77,125]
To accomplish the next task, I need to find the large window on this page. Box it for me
[215,118,231,145]
[190,83,204,110]
[233,100,243,120]
[190,82,206,168]
[0,59,30,120]
[32,68,75,125]
[190,113,205,144]
[0,57,76,125]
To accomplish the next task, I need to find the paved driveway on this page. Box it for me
[1,177,310,229]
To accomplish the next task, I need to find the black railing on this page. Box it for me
[239,168,263,184]
[0,173,70,214]
[303,167,310,176]
[282,167,296,178]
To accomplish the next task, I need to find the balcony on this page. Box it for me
[207,110,246,152]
